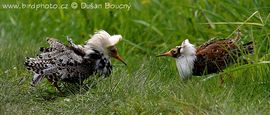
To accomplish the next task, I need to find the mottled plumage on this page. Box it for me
[159,30,253,80]
[25,30,126,91]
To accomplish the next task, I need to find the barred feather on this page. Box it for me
[25,37,112,86]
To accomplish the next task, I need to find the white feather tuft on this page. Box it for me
[109,35,122,46]
[176,39,197,79]
[86,30,122,47]
[180,39,196,56]
[95,30,111,39]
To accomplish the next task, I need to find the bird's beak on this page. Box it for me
[113,54,127,65]
[157,51,172,57]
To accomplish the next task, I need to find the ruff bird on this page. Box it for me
[158,30,253,80]
[25,30,126,91]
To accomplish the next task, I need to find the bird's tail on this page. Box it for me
[25,38,75,85]
[229,41,253,61]
[24,57,53,86]
[242,41,254,54]
[25,38,89,86]
[25,38,67,85]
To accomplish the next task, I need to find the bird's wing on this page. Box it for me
[25,38,93,85]
[194,39,237,75]
[197,39,236,59]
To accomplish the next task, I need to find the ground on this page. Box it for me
[1,0,270,114]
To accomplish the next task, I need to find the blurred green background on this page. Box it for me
[1,0,270,114]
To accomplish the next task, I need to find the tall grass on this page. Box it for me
[1,0,270,114]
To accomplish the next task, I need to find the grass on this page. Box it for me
[1,0,270,114]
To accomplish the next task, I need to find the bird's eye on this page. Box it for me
[111,49,116,53]
[110,47,117,53]
[171,50,176,54]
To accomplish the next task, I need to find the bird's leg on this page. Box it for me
[219,73,233,88]
[52,82,62,93]
[219,75,224,87]
[66,36,85,55]
[47,77,63,95]
[213,63,225,87]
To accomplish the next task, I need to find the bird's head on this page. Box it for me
[158,39,196,79]
[158,39,196,58]
[86,30,126,65]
